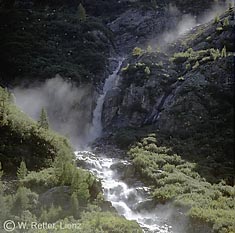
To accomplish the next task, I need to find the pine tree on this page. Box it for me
[38,107,49,129]
[0,88,10,124]
[71,170,90,205]
[78,3,86,22]
[71,192,79,218]
[13,187,30,216]
[17,161,28,180]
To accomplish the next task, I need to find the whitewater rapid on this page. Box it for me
[75,151,173,233]
[88,58,124,143]
[77,57,174,232]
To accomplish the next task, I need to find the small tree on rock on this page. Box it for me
[221,46,227,57]
[38,108,49,130]
[78,3,86,22]
[132,47,143,57]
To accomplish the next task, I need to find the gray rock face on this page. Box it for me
[39,186,71,210]
[108,8,177,53]
[102,8,234,137]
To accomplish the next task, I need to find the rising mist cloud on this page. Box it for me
[13,75,94,148]
[152,0,232,47]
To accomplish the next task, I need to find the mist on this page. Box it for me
[13,75,95,149]
[152,0,233,47]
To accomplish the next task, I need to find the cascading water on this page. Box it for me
[88,58,124,143]
[75,151,174,233]
[75,57,176,232]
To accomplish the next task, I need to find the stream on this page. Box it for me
[75,58,175,233]
[75,150,174,233]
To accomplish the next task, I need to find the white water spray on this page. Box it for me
[88,58,124,143]
[75,151,174,233]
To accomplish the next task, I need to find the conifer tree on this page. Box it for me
[78,3,86,22]
[71,192,79,218]
[17,161,28,180]
[38,107,49,130]
[13,187,30,216]
[0,88,9,124]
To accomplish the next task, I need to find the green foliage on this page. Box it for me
[71,169,90,205]
[170,51,190,64]
[0,7,111,84]
[216,26,223,32]
[17,161,28,180]
[223,17,229,27]
[0,162,3,179]
[221,46,227,57]
[79,211,142,233]
[178,76,185,81]
[12,186,37,216]
[23,168,56,192]
[192,61,199,69]
[128,135,235,233]
[214,15,220,23]
[121,63,130,72]
[38,108,49,130]
[171,47,229,68]
[0,87,10,125]
[71,192,79,218]
[185,63,191,70]
[78,3,87,22]
[210,48,220,60]
[40,204,62,223]
[144,66,151,75]
[0,87,75,172]
[132,47,144,57]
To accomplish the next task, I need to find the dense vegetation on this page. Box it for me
[108,7,234,233]
[0,87,142,232]
[113,7,234,186]
[0,1,234,233]
[128,134,235,233]
[0,1,113,86]
[0,86,74,172]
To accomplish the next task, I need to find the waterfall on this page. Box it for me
[75,151,174,233]
[88,58,124,143]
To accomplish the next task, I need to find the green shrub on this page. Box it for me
[79,211,142,233]
[192,61,199,69]
[144,66,151,75]
[128,135,235,233]
[132,47,144,57]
